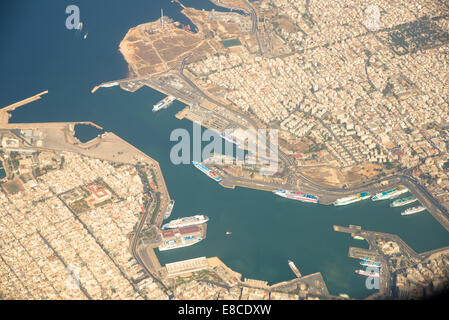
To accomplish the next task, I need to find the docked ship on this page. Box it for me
[152,95,176,112]
[288,260,302,278]
[273,189,319,204]
[333,192,371,206]
[352,235,365,240]
[371,186,409,201]
[158,235,203,251]
[162,215,209,229]
[192,161,222,182]
[390,196,418,207]
[401,206,426,216]
[100,82,118,88]
[360,257,374,262]
[360,261,381,268]
[164,200,175,219]
[355,269,379,278]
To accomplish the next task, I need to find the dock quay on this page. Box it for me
[334,224,421,262]
[92,72,201,108]
[333,225,362,233]
[269,272,330,298]
[0,90,48,125]
[348,247,379,261]
[0,90,48,112]
[165,257,209,277]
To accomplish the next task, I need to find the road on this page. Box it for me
[131,164,172,297]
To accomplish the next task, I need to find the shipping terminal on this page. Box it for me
[159,225,205,251]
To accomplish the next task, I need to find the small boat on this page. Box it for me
[83,32,88,39]
[226,231,232,235]
[164,200,175,219]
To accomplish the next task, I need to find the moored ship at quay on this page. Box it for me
[371,186,409,201]
[162,215,209,229]
[360,260,381,268]
[192,161,222,182]
[355,269,380,278]
[333,192,371,206]
[273,188,319,204]
[390,197,418,207]
[152,95,176,112]
[401,206,427,216]
[164,200,175,219]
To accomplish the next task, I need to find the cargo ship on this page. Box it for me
[152,95,176,112]
[162,215,209,229]
[164,200,175,219]
[401,206,426,216]
[192,161,222,182]
[288,260,302,278]
[390,196,418,207]
[273,189,319,204]
[333,192,371,206]
[158,235,203,251]
[355,269,379,278]
[371,186,408,201]
[360,261,381,268]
